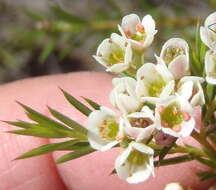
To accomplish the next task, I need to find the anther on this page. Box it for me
[173,125,181,132]
[183,112,190,121]
[136,24,145,33]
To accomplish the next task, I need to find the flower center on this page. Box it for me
[148,79,167,97]
[163,47,185,65]
[129,117,153,128]
[105,44,125,66]
[160,103,184,129]
[127,150,148,165]
[125,24,146,41]
[99,119,119,140]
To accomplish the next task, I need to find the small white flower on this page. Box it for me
[93,33,132,73]
[118,14,157,50]
[205,50,216,84]
[136,62,175,103]
[110,77,141,114]
[122,106,156,141]
[155,95,195,138]
[164,183,184,190]
[87,106,123,151]
[115,141,154,184]
[159,38,190,79]
[200,12,216,51]
[177,76,205,107]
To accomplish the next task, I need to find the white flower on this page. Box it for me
[164,183,184,190]
[159,38,190,80]
[118,14,157,50]
[122,106,156,141]
[115,141,154,184]
[136,62,175,103]
[110,77,141,114]
[87,106,123,151]
[200,12,216,51]
[205,50,216,84]
[177,76,205,106]
[93,33,132,73]
[155,95,195,138]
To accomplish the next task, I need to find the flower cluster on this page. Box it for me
[88,13,216,184]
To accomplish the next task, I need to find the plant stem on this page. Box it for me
[154,155,194,167]
[191,130,216,156]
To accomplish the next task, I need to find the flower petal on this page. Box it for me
[142,15,157,35]
[121,14,140,34]
[168,55,189,79]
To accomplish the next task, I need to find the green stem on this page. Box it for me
[204,99,216,124]
[191,130,216,156]
[154,155,194,167]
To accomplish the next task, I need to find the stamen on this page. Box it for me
[173,125,181,132]
[116,136,123,141]
[158,106,165,113]
[162,121,169,128]
[125,30,132,38]
[173,107,178,115]
[183,112,190,121]
[124,42,128,47]
[108,39,112,43]
[136,24,145,33]
[98,53,102,57]
[141,76,145,80]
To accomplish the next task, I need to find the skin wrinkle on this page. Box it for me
[13,173,47,190]
[0,72,214,190]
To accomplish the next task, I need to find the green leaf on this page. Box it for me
[191,48,201,75]
[9,125,68,138]
[16,102,87,140]
[203,148,216,162]
[206,84,216,102]
[195,21,201,58]
[17,140,88,159]
[197,170,216,181]
[48,106,87,135]
[3,120,35,129]
[39,40,55,63]
[195,157,216,169]
[82,97,100,110]
[17,102,70,131]
[60,89,92,116]
[154,154,193,167]
[56,146,95,164]
[51,5,87,24]
[199,42,206,64]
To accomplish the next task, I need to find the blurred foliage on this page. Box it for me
[0,0,215,83]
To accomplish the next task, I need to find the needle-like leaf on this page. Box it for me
[48,106,87,135]
[16,140,89,159]
[60,89,92,116]
[81,97,100,110]
[56,146,94,164]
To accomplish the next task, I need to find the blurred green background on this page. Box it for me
[0,0,215,83]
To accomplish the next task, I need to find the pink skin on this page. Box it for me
[0,72,215,190]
